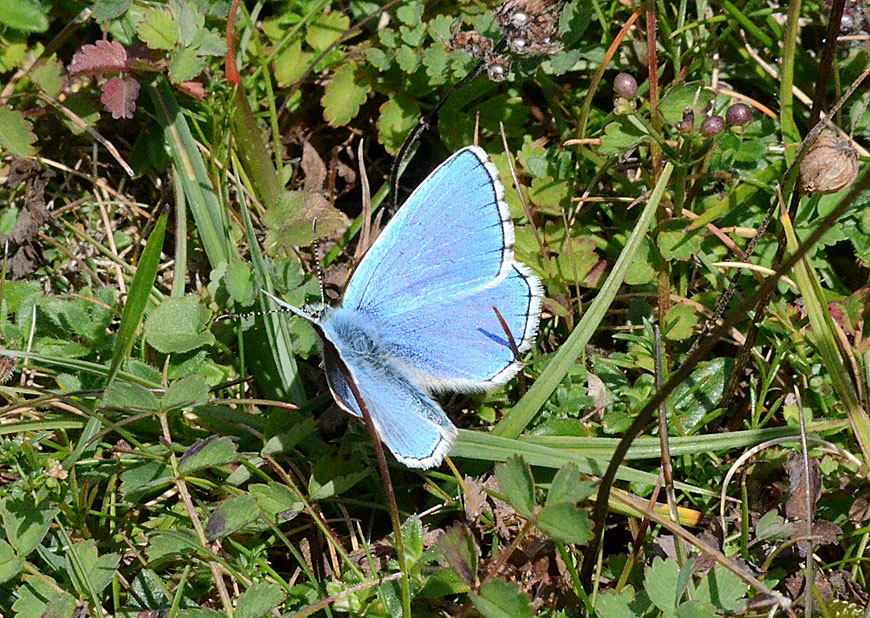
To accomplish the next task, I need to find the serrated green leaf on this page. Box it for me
[694,566,747,612]
[12,574,76,618]
[169,46,204,83]
[138,8,178,50]
[676,600,717,618]
[658,219,703,260]
[178,435,237,474]
[547,463,595,505]
[471,579,535,618]
[306,11,349,51]
[536,502,593,544]
[396,45,420,73]
[377,96,420,153]
[600,118,646,156]
[0,495,56,556]
[226,260,255,305]
[595,588,643,618]
[396,2,423,25]
[144,295,215,354]
[205,494,258,539]
[249,483,302,521]
[0,0,48,32]
[366,47,391,71]
[439,526,478,586]
[644,557,680,614]
[236,582,286,618]
[423,44,448,82]
[66,540,121,596]
[494,456,536,519]
[162,374,209,410]
[664,303,699,342]
[322,62,370,127]
[0,107,36,157]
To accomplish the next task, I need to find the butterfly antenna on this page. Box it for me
[311,217,326,306]
[214,306,295,323]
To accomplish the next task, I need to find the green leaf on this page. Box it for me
[308,449,370,500]
[377,96,420,153]
[396,2,423,25]
[547,463,596,505]
[249,483,302,521]
[264,190,350,248]
[439,525,478,586]
[30,59,63,97]
[236,582,286,618]
[676,600,717,618]
[494,455,536,519]
[664,303,699,342]
[536,502,593,544]
[178,435,238,474]
[90,0,131,22]
[0,107,36,158]
[138,8,178,50]
[169,46,205,83]
[162,374,209,410]
[658,82,715,125]
[396,45,420,73]
[12,575,76,618]
[600,117,646,156]
[148,529,202,562]
[102,380,161,411]
[0,495,55,556]
[644,557,680,614]
[471,579,535,618]
[418,567,472,598]
[322,62,370,127]
[274,40,311,87]
[144,295,215,354]
[669,357,732,432]
[178,609,227,618]
[66,540,121,596]
[402,515,424,565]
[657,219,703,260]
[366,47,391,71]
[205,494,259,539]
[595,587,644,618]
[120,460,173,500]
[0,538,23,583]
[108,210,167,383]
[306,11,349,51]
[0,0,48,32]
[694,566,747,612]
[226,260,255,306]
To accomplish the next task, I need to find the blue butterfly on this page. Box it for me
[266,146,543,469]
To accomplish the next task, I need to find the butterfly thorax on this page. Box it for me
[318,306,389,362]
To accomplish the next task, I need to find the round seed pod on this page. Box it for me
[800,130,859,195]
[700,115,724,136]
[726,103,753,126]
[614,73,638,99]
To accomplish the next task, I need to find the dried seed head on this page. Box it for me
[800,130,859,195]
[486,54,512,81]
[726,102,753,126]
[445,30,494,59]
[700,115,725,136]
[613,73,638,99]
[675,108,695,132]
[493,0,564,56]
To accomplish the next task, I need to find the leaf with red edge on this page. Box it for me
[69,40,128,77]
[101,76,140,119]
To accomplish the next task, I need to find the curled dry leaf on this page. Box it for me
[800,130,859,195]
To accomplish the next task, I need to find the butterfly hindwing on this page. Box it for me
[317,309,457,469]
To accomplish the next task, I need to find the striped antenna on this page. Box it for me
[311,217,326,306]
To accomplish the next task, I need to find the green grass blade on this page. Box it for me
[149,75,235,269]
[493,162,674,438]
[106,210,168,385]
[782,212,870,463]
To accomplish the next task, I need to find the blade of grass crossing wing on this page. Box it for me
[106,210,168,385]
[493,162,674,438]
[782,212,870,463]
[149,75,234,269]
[233,165,306,405]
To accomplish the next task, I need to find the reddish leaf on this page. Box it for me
[69,40,128,76]
[175,80,205,99]
[101,76,140,119]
